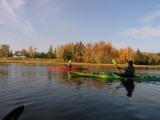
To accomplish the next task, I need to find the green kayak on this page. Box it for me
[69,71,160,81]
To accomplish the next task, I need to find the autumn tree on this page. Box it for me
[105,41,114,63]
[118,47,135,63]
[56,45,64,61]
[21,49,27,56]
[91,42,99,63]
[0,48,4,58]
[112,48,119,60]
[0,44,10,57]
[1,41,159,65]
[28,46,34,58]
[90,41,114,63]
[98,41,106,63]
[63,43,74,61]
[156,54,160,65]
[74,41,85,62]
[83,43,92,63]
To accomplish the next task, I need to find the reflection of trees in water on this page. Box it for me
[7,64,37,81]
[27,67,36,81]
[47,70,69,82]
[47,70,111,88]
[47,70,136,97]
[0,70,8,76]
[0,65,9,86]
[47,70,53,81]
[67,76,135,97]
[91,78,114,89]
[0,70,8,81]
[66,76,114,90]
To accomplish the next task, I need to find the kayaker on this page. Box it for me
[114,60,135,78]
[67,60,72,68]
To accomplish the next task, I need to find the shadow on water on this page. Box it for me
[114,79,135,97]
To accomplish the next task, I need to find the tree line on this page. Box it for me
[0,41,160,65]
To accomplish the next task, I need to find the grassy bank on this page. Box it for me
[0,59,64,65]
[0,58,160,69]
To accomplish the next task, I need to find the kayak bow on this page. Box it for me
[48,66,88,70]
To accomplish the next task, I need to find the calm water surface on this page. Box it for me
[0,63,160,120]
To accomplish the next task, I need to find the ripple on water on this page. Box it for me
[1,64,160,120]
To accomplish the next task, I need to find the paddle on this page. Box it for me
[112,59,123,73]
[3,105,25,120]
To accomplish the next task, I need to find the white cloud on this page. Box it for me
[121,26,160,39]
[19,20,35,35]
[1,0,17,19]
[141,9,160,24]
[0,0,36,35]
[121,8,160,39]
[10,0,26,10]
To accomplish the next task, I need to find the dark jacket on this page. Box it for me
[124,66,135,75]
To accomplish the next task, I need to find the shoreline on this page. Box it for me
[0,59,160,69]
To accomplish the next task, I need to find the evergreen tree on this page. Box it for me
[48,45,53,59]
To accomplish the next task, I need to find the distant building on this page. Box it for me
[13,51,26,58]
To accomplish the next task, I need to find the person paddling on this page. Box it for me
[114,60,135,78]
[67,60,72,68]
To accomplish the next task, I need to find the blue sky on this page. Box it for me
[0,0,160,53]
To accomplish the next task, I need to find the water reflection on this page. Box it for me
[122,80,135,97]
[0,70,8,78]
[0,64,9,87]
[1,64,160,120]
[114,79,135,97]
[48,69,136,97]
[47,69,69,82]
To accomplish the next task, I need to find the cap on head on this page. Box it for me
[128,60,133,66]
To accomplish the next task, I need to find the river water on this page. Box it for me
[0,63,160,120]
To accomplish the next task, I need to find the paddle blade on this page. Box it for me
[112,59,117,64]
[3,105,25,120]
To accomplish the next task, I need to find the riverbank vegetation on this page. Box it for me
[1,41,160,65]
[0,58,160,70]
